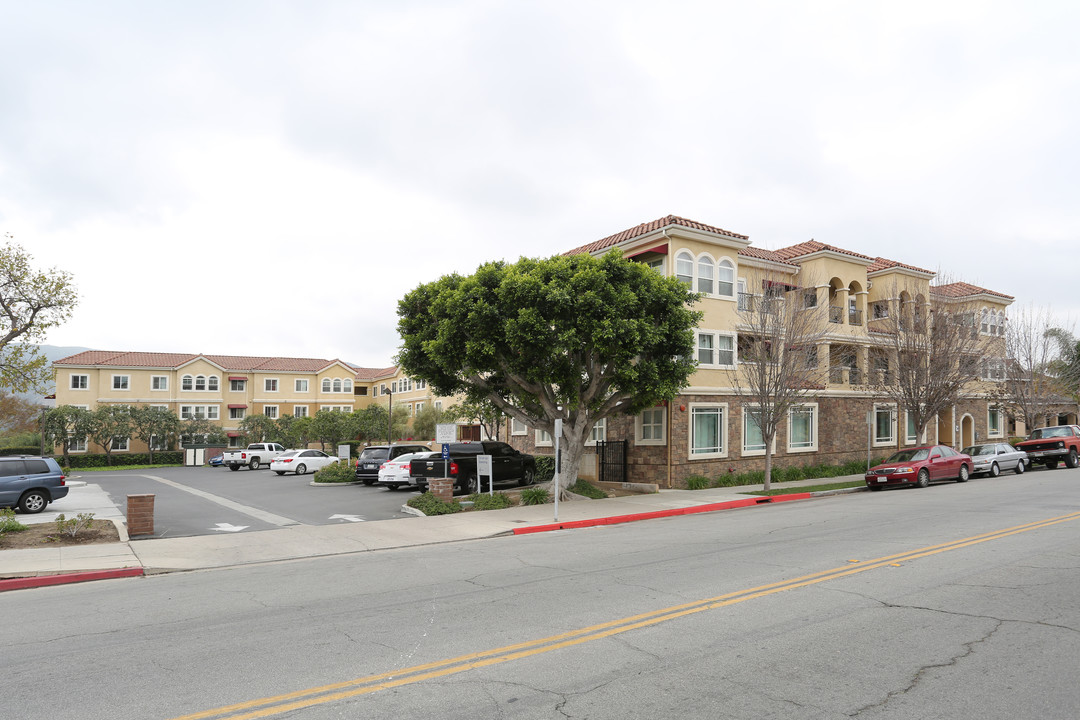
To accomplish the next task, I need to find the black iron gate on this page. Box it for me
[596,440,628,484]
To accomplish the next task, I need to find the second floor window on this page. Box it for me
[70,374,88,389]
[265,379,279,392]
[113,375,129,390]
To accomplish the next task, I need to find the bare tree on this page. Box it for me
[867,279,987,444]
[993,305,1070,431]
[733,272,829,490]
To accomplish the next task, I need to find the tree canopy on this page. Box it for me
[398,251,701,489]
[0,238,79,392]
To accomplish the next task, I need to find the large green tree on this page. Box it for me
[397,251,700,491]
[276,414,313,449]
[238,414,279,444]
[129,405,181,463]
[41,405,92,467]
[309,408,359,450]
[457,392,505,441]
[411,403,459,441]
[0,238,79,392]
[87,405,133,466]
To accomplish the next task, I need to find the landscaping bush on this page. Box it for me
[534,456,555,482]
[407,492,463,515]
[520,487,550,505]
[0,508,26,535]
[0,446,41,457]
[568,479,608,498]
[63,451,183,468]
[54,513,95,538]
[686,475,711,490]
[312,461,358,484]
[465,492,514,510]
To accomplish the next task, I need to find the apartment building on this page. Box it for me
[505,215,1063,487]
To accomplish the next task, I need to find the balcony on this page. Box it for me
[738,293,781,314]
[829,366,862,384]
[848,308,863,326]
[829,305,843,324]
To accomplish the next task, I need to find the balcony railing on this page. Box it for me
[829,366,862,384]
[848,309,863,326]
[829,305,843,324]
[738,293,781,314]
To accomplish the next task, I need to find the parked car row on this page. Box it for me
[864,429,1080,491]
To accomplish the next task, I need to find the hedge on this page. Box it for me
[56,451,185,468]
[0,446,42,457]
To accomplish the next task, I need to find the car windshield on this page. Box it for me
[1029,427,1070,439]
[962,446,995,456]
[885,449,929,463]
[359,448,389,461]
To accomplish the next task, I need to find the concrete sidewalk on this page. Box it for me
[0,476,866,588]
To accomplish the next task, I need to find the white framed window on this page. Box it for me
[981,358,1006,381]
[988,407,1003,438]
[414,379,425,390]
[181,405,217,420]
[717,259,735,298]
[511,418,527,436]
[788,404,817,452]
[343,379,353,393]
[586,418,607,446]
[415,401,424,414]
[180,405,194,420]
[70,436,88,452]
[70,374,88,390]
[208,376,219,391]
[264,405,279,419]
[229,407,246,420]
[675,251,694,287]
[697,331,736,368]
[536,429,553,447]
[873,405,897,446]
[206,406,219,420]
[230,379,245,392]
[322,378,332,392]
[195,375,206,391]
[645,257,665,274]
[111,437,129,452]
[265,379,279,392]
[697,255,715,295]
[743,407,767,455]
[296,379,309,393]
[150,434,167,451]
[905,412,918,445]
[635,407,666,446]
[333,378,342,393]
[182,375,193,391]
[294,405,308,418]
[151,375,168,391]
[689,403,728,458]
[112,375,130,391]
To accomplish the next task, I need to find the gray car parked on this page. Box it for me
[961,443,1028,477]
[0,456,69,513]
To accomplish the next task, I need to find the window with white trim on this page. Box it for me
[697,331,735,367]
[587,418,606,445]
[208,376,219,391]
[294,406,308,418]
[905,412,918,444]
[229,407,246,420]
[112,375,130,391]
[322,378,332,392]
[181,405,219,420]
[743,408,766,454]
[511,418,527,436]
[717,259,735,298]
[690,403,727,458]
[151,376,168,391]
[150,434,167,451]
[70,374,88,390]
[296,379,309,393]
[182,375,193,391]
[343,379,353,393]
[788,405,817,452]
[230,379,245,392]
[697,255,715,294]
[195,375,206,391]
[536,429,552,447]
[675,251,694,287]
[264,405,279,419]
[988,407,1003,438]
[635,407,666,445]
[265,379,279,392]
[333,378,342,393]
[111,437,129,451]
[873,405,896,446]
[70,436,88,452]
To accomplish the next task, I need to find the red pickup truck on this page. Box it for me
[1014,425,1080,469]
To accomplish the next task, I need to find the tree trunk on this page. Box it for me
[763,444,774,492]
[552,436,586,500]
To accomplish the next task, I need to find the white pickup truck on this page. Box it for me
[222,443,286,471]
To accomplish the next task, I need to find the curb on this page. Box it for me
[0,567,144,593]
[512,492,815,534]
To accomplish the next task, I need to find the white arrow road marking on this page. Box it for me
[329,514,365,523]
[212,523,249,532]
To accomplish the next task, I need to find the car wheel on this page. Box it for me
[229,465,240,472]
[957,465,970,482]
[917,469,930,488]
[1067,449,1079,469]
[18,490,48,514]
[989,462,1000,478]
[459,475,478,494]
[249,459,260,471]
[1046,460,1059,469]
[296,464,307,475]
[518,466,536,486]
[1015,458,1026,475]
[386,484,399,491]
[275,471,285,476]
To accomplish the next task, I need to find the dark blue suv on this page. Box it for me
[0,456,69,514]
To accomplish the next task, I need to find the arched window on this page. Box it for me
[676,252,694,287]
[717,260,735,297]
[333,378,342,393]
[195,375,206,391]
[322,378,331,392]
[343,379,352,393]
[697,257,714,294]
[207,376,219,391]
[182,375,193,391]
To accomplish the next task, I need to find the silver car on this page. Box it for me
[961,443,1028,477]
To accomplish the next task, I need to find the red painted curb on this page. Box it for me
[512,492,813,535]
[0,567,144,592]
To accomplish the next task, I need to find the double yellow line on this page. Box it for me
[172,510,1080,720]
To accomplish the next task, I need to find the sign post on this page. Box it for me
[553,419,562,522]
[477,454,493,495]
[436,423,456,481]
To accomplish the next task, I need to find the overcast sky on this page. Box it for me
[2,1,1077,369]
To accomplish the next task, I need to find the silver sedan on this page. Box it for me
[961,443,1027,477]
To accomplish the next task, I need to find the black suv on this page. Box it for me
[354,444,430,485]
[0,456,69,513]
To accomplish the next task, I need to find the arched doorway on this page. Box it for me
[960,414,974,448]
[936,413,953,447]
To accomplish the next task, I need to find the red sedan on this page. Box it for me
[865,445,972,490]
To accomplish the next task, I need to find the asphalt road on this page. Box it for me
[75,465,420,538]
[6,466,1080,719]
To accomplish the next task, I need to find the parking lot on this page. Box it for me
[42,465,423,540]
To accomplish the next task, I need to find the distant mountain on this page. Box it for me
[2,344,93,403]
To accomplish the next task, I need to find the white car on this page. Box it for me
[377,451,436,490]
[270,449,341,476]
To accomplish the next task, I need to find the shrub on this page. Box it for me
[568,479,608,498]
[0,446,41,457]
[0,508,27,535]
[54,513,95,538]
[465,492,514,510]
[686,475,712,490]
[520,487,550,505]
[407,492,462,515]
[312,461,358,484]
[534,456,555,482]
[63,451,184,468]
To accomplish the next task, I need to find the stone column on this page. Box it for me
[127,494,155,536]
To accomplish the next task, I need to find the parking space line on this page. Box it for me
[142,475,300,527]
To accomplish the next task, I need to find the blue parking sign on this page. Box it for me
[442,443,450,459]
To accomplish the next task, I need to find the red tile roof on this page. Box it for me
[774,240,874,262]
[565,215,749,256]
[929,282,1014,300]
[737,246,798,267]
[866,257,935,275]
[53,351,393,379]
